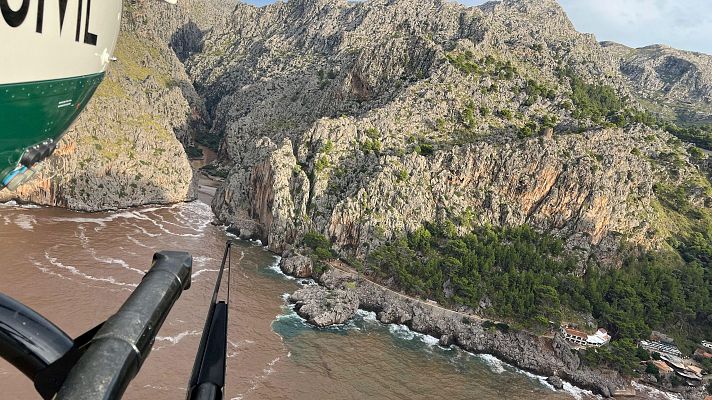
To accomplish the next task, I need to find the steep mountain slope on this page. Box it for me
[177,0,709,266]
[0,4,198,211]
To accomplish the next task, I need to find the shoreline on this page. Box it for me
[277,255,703,400]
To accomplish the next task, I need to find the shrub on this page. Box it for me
[185,146,204,159]
[645,362,659,376]
[636,347,650,361]
[415,143,434,156]
[498,109,513,120]
[315,156,330,173]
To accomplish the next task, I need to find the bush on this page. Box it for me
[366,219,712,376]
[415,143,434,156]
[498,109,513,120]
[185,146,204,159]
[304,231,331,250]
[196,131,223,151]
[561,68,622,123]
[645,362,660,376]
[636,347,650,361]
[303,231,336,261]
[664,124,712,150]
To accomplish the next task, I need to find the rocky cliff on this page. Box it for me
[171,0,711,264]
[0,3,198,211]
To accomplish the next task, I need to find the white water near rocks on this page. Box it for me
[0,201,666,399]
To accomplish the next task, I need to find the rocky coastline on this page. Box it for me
[280,254,628,398]
[278,253,706,400]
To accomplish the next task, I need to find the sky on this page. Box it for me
[242,0,712,55]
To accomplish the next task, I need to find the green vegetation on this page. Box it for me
[395,169,409,183]
[366,221,712,374]
[303,231,336,262]
[185,146,204,159]
[560,68,622,123]
[361,128,383,154]
[663,124,712,151]
[523,79,556,106]
[360,139,382,154]
[579,339,647,376]
[414,142,434,156]
[196,131,222,151]
[461,101,478,128]
[446,51,517,80]
[200,164,228,179]
[498,109,513,120]
[315,156,330,173]
[518,120,539,138]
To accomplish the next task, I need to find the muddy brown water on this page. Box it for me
[0,196,655,400]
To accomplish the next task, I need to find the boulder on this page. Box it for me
[279,254,313,278]
[547,376,564,390]
[289,286,358,327]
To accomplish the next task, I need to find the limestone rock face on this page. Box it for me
[289,286,359,327]
[0,6,198,211]
[279,254,314,278]
[170,0,711,262]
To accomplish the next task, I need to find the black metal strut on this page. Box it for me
[0,250,193,400]
[187,240,233,400]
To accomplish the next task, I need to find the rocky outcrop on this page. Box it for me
[0,5,198,211]
[289,285,359,327]
[279,253,313,278]
[546,376,564,390]
[290,266,628,397]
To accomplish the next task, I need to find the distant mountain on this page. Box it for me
[603,41,712,124]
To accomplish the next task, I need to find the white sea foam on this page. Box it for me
[475,353,506,374]
[356,309,378,321]
[465,351,599,400]
[0,200,40,209]
[193,255,215,267]
[130,223,162,238]
[92,253,145,275]
[154,330,202,350]
[631,381,684,400]
[419,333,441,346]
[192,268,220,279]
[13,214,36,231]
[388,323,416,340]
[126,235,153,248]
[44,251,138,288]
[266,256,295,280]
[51,210,145,227]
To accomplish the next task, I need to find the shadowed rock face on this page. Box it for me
[173,0,710,263]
